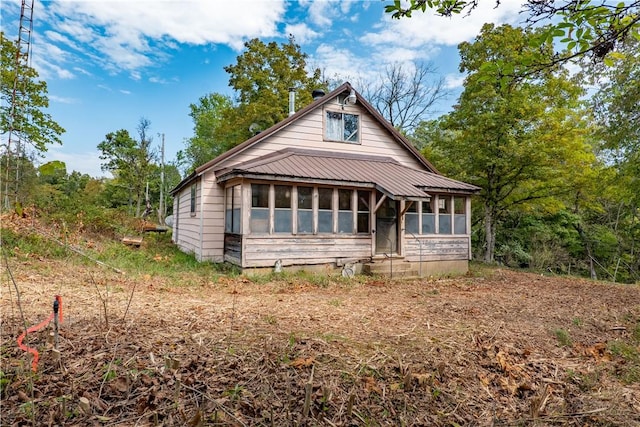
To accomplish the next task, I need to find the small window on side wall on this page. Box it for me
[190,183,197,216]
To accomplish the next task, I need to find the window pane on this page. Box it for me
[454,215,466,234]
[422,200,433,213]
[298,210,313,233]
[318,188,333,233]
[454,197,466,234]
[275,185,291,208]
[326,112,341,140]
[357,190,370,233]
[225,187,233,232]
[422,213,435,234]
[439,214,452,234]
[338,211,353,233]
[250,208,269,233]
[318,188,332,210]
[298,186,312,209]
[338,189,352,210]
[406,201,418,235]
[344,114,358,142]
[190,184,197,213]
[274,210,292,233]
[252,184,269,208]
[318,211,333,233]
[439,196,450,213]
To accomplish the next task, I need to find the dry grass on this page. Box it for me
[1,253,639,426]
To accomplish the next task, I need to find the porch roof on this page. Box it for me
[215,149,480,200]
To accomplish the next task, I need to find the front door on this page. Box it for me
[376,195,398,255]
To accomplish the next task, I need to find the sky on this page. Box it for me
[1,0,527,178]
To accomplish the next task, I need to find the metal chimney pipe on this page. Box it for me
[288,87,296,116]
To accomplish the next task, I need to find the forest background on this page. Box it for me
[1,1,638,283]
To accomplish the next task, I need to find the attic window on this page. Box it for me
[326,111,359,143]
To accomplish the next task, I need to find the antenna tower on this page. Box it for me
[3,0,35,209]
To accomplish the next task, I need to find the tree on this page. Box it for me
[97,118,157,217]
[384,1,640,69]
[177,93,235,174]
[224,37,326,140]
[357,62,448,134]
[415,24,595,263]
[1,32,65,208]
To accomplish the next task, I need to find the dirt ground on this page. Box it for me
[1,256,640,426]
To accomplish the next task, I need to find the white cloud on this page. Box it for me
[36,0,286,74]
[49,95,80,104]
[119,89,131,95]
[313,43,376,83]
[362,1,525,48]
[445,74,466,89]
[284,23,320,44]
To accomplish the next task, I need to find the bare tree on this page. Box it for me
[360,62,449,134]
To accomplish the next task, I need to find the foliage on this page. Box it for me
[97,118,157,217]
[177,93,235,174]
[179,38,326,173]
[0,32,65,153]
[414,24,595,263]
[384,1,640,69]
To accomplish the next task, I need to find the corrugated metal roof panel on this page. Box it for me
[216,149,479,198]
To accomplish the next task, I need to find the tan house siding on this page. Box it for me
[199,170,225,262]
[173,178,202,258]
[404,236,470,262]
[215,105,424,172]
[242,235,372,268]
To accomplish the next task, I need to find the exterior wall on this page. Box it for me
[409,259,469,277]
[403,235,470,262]
[199,170,225,262]
[216,105,425,171]
[240,234,372,268]
[173,177,202,259]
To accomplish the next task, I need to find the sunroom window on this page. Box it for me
[326,111,359,142]
[250,184,269,233]
[297,186,313,234]
[338,189,353,233]
[318,188,333,233]
[438,196,452,234]
[274,185,292,233]
[422,199,435,234]
[225,185,241,233]
[405,201,418,235]
[357,190,371,233]
[454,197,466,234]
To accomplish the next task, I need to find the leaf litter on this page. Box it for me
[1,256,640,426]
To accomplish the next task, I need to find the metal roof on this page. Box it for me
[216,148,480,199]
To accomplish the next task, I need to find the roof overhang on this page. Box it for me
[215,148,480,201]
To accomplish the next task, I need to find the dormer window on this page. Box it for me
[326,111,359,143]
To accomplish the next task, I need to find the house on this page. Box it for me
[169,82,480,277]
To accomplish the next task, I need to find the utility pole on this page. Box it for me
[159,133,165,225]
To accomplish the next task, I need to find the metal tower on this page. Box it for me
[3,0,35,209]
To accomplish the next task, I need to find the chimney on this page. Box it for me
[312,89,325,100]
[288,87,296,116]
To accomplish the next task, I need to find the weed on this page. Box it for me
[328,298,342,307]
[224,384,244,400]
[0,371,10,398]
[609,340,639,360]
[572,317,583,326]
[262,315,277,325]
[554,329,572,347]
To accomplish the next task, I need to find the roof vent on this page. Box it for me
[312,89,325,100]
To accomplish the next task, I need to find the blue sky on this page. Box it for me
[2,0,526,178]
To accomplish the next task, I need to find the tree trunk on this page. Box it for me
[574,222,597,280]
[484,206,496,263]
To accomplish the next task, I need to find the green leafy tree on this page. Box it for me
[415,24,596,263]
[97,118,157,217]
[224,37,326,140]
[1,32,65,208]
[177,93,235,174]
[384,1,640,69]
